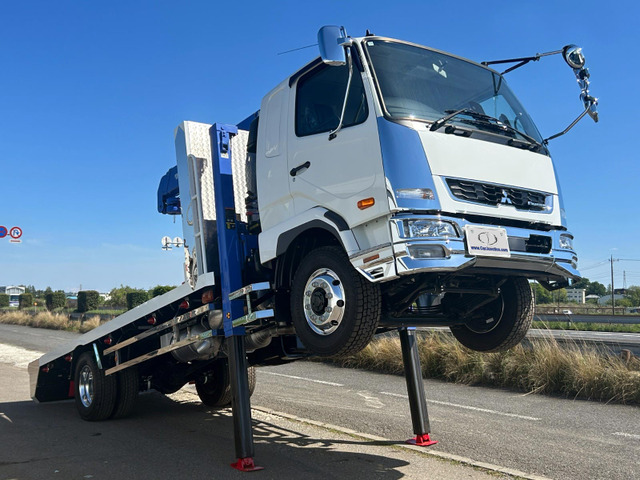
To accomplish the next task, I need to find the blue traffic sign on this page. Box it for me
[0,226,7,238]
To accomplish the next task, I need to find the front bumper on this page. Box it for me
[352,214,579,284]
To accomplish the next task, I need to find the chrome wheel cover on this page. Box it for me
[302,268,346,336]
[78,365,94,408]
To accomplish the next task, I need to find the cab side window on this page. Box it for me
[295,63,368,137]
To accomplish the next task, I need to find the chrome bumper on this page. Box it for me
[391,214,579,282]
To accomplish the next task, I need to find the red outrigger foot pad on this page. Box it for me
[230,457,264,472]
[406,433,438,447]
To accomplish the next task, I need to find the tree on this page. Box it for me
[0,294,9,308]
[532,282,553,304]
[19,293,34,309]
[46,291,67,311]
[587,282,606,297]
[626,286,640,307]
[105,285,137,308]
[77,290,100,313]
[126,290,149,310]
[149,285,175,298]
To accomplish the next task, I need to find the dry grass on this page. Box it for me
[331,332,640,405]
[0,311,104,334]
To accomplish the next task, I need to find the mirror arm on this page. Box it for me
[329,46,353,141]
[543,105,590,145]
[482,49,562,75]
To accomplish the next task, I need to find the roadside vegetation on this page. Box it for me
[2,310,639,405]
[328,331,640,405]
[532,321,640,333]
[0,310,103,334]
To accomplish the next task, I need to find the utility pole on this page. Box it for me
[610,255,615,316]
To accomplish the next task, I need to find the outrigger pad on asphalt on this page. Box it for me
[406,433,438,447]
[231,457,264,472]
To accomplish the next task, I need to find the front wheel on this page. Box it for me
[450,277,534,352]
[290,246,381,356]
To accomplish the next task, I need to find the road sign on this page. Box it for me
[173,237,184,247]
[162,236,172,247]
[9,226,22,239]
[0,226,6,238]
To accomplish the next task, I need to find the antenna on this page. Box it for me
[277,43,318,56]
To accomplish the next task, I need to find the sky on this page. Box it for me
[0,0,638,292]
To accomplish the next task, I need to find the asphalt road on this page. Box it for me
[2,324,639,480]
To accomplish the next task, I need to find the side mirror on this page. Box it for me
[318,25,349,66]
[562,45,585,69]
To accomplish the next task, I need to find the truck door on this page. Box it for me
[287,61,386,227]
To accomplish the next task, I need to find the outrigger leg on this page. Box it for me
[399,327,437,447]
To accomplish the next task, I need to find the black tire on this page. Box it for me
[450,277,534,352]
[74,352,117,421]
[196,360,256,408]
[111,367,139,419]
[290,245,381,356]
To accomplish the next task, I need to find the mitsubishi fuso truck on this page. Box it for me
[29,26,598,467]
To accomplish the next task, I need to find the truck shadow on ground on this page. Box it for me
[0,391,412,480]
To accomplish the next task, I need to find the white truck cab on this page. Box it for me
[246,26,598,356]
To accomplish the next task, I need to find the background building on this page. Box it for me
[1,285,26,307]
[566,288,586,304]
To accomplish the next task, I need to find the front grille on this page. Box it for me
[446,179,549,212]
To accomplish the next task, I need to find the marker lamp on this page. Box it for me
[403,220,459,238]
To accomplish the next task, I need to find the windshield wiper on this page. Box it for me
[429,108,543,151]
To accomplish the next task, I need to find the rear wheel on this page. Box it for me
[111,367,139,419]
[74,352,117,421]
[290,246,381,356]
[450,277,534,352]
[196,360,256,408]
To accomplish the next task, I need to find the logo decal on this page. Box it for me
[500,189,512,205]
[477,232,498,246]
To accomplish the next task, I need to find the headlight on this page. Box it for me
[559,234,574,250]
[404,220,459,238]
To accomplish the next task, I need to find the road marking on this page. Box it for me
[262,371,344,387]
[0,343,43,368]
[357,391,385,409]
[612,432,640,440]
[381,392,540,421]
[0,413,13,423]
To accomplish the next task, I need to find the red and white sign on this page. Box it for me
[0,226,7,238]
[9,226,22,239]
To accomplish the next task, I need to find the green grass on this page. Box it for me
[532,321,640,333]
[85,309,125,315]
[327,331,640,405]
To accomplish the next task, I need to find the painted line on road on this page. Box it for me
[252,405,551,480]
[612,432,640,440]
[262,371,344,387]
[381,392,541,421]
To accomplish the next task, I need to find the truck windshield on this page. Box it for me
[364,39,544,144]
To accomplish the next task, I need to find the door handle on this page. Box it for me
[289,161,311,177]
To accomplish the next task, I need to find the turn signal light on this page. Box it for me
[357,197,375,210]
[201,290,214,304]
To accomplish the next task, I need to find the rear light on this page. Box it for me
[64,354,73,362]
[147,315,157,325]
[201,290,214,304]
[41,366,50,373]
[179,299,190,310]
[103,336,113,346]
